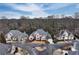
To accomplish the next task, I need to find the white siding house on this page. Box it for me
[29,29,54,44]
[57,30,74,41]
[5,30,28,44]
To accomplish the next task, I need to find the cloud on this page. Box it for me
[6,3,49,17]
[0,11,35,19]
[0,11,21,19]
[75,3,79,8]
[0,3,77,18]
[43,3,72,11]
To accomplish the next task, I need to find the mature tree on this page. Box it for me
[0,33,6,44]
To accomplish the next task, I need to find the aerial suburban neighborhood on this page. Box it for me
[0,3,79,55]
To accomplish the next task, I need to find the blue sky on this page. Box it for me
[0,3,79,18]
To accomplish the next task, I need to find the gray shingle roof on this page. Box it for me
[5,30,28,42]
[0,43,12,55]
[30,29,52,40]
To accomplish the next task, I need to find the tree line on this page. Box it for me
[0,17,79,39]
